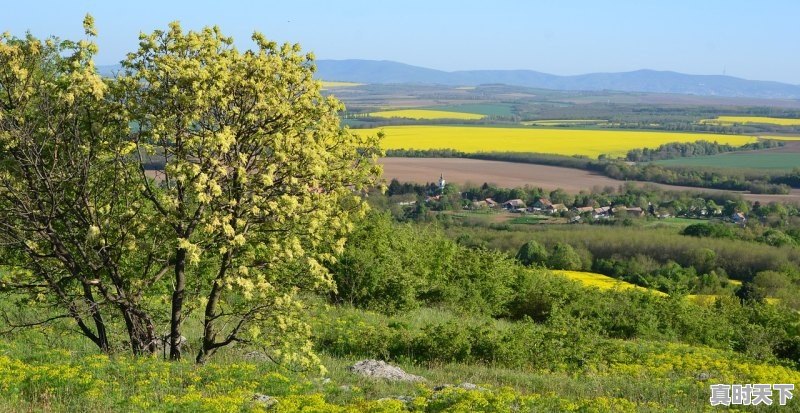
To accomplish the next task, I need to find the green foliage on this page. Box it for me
[515,240,549,266]
[547,243,583,270]
[331,213,517,317]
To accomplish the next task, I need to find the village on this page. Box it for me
[385,174,754,226]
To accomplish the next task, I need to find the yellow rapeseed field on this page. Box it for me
[702,116,800,126]
[370,109,485,120]
[320,81,363,89]
[553,270,668,296]
[355,125,756,157]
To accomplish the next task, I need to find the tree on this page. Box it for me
[516,240,548,266]
[117,23,381,363]
[0,17,165,355]
[0,19,380,368]
[547,243,582,270]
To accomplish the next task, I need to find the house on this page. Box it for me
[625,207,645,217]
[532,198,552,210]
[594,206,611,215]
[503,199,526,210]
[611,206,645,217]
[548,203,568,214]
[611,205,627,215]
[485,198,498,208]
[572,206,594,214]
[470,200,488,210]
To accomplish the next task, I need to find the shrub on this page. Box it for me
[515,240,549,266]
[547,243,583,270]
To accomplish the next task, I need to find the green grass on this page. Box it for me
[643,217,708,228]
[508,215,550,225]
[654,152,799,171]
[3,302,800,412]
[420,103,514,117]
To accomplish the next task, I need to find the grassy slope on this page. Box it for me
[2,303,800,412]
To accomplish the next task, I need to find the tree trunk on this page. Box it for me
[169,248,186,360]
[82,284,109,352]
[196,251,232,364]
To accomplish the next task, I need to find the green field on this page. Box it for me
[655,152,799,170]
[508,215,550,225]
[420,103,515,117]
[701,116,800,126]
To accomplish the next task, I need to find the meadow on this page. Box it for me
[521,119,608,126]
[369,109,484,120]
[355,125,757,158]
[701,116,800,126]
[420,103,515,117]
[656,152,800,170]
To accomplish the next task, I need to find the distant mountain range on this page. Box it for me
[97,60,800,100]
[314,59,800,100]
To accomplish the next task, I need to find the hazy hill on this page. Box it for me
[314,59,800,99]
[97,60,800,99]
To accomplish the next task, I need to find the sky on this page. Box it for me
[3,0,800,84]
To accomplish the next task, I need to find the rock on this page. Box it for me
[153,335,189,354]
[459,382,479,390]
[322,378,331,384]
[378,395,415,404]
[696,372,711,381]
[339,385,351,392]
[252,393,278,408]
[349,359,425,382]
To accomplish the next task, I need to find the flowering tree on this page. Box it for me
[0,18,381,367]
[117,23,381,363]
[0,16,167,354]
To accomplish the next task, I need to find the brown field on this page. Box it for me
[380,157,800,204]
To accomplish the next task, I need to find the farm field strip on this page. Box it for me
[320,80,364,88]
[355,125,756,157]
[369,109,485,120]
[702,116,800,126]
[655,152,800,170]
[522,119,607,126]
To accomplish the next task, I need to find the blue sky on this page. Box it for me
[4,0,799,83]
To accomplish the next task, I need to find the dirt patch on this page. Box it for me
[380,157,800,204]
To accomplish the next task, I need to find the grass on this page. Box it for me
[643,217,708,228]
[508,215,550,225]
[701,116,800,126]
[552,270,668,296]
[354,125,757,158]
[369,109,484,120]
[655,152,800,170]
[3,302,800,412]
[420,103,515,117]
[522,119,607,126]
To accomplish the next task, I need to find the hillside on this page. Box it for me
[314,59,800,99]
